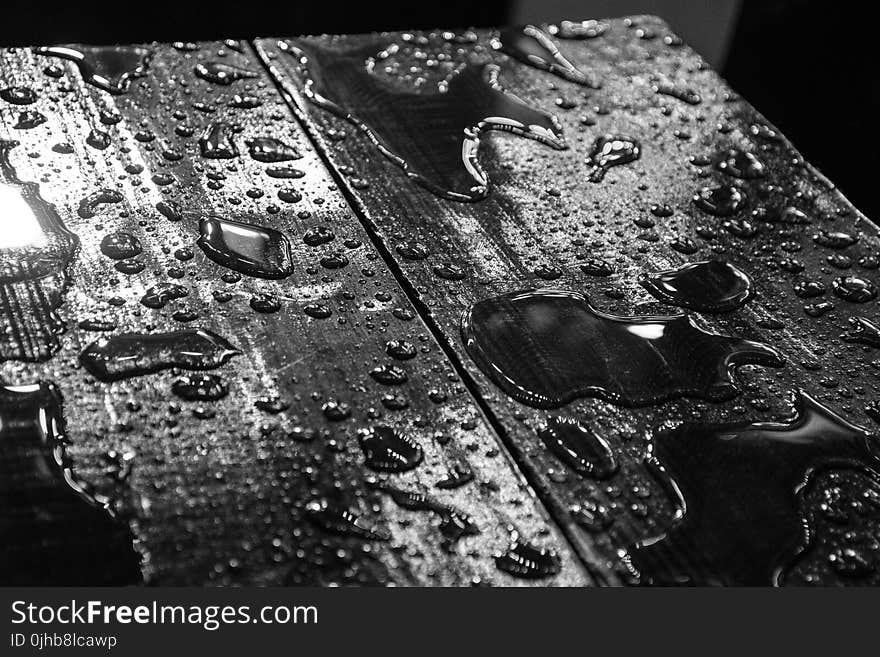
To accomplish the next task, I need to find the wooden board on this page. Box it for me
[256,15,880,585]
[0,41,589,585]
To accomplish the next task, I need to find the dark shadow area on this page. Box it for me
[1,1,511,45]
[723,0,878,219]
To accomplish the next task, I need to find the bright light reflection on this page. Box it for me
[0,183,47,249]
[625,323,665,340]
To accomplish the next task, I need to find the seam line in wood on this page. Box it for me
[247,39,615,585]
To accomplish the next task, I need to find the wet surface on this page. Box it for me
[1,37,582,586]
[0,382,142,584]
[260,16,880,586]
[628,391,877,585]
[0,139,78,362]
[281,39,566,201]
[2,15,879,586]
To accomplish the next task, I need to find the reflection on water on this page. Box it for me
[0,139,78,362]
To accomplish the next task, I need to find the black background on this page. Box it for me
[3,0,877,218]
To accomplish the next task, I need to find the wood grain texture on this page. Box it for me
[0,41,589,585]
[257,15,880,585]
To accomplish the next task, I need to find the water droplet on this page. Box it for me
[255,396,290,414]
[1,86,38,105]
[435,461,475,489]
[693,184,745,216]
[35,45,151,94]
[358,426,423,472]
[570,500,613,532]
[266,166,305,179]
[171,373,229,401]
[140,282,188,309]
[670,236,699,255]
[716,149,765,179]
[843,316,880,348]
[586,135,641,182]
[320,252,348,269]
[194,61,258,85]
[199,122,238,159]
[86,128,111,150]
[250,293,281,313]
[322,400,351,421]
[79,328,240,381]
[814,230,858,250]
[303,226,335,247]
[549,19,608,39]
[396,242,430,260]
[99,231,141,260]
[538,416,617,479]
[369,364,408,385]
[246,137,301,162]
[496,535,561,579]
[13,110,46,129]
[654,84,701,105]
[494,25,597,87]
[462,289,783,409]
[639,260,753,312]
[793,279,826,299]
[77,188,123,219]
[305,499,388,541]
[385,339,417,360]
[832,276,877,303]
[579,258,613,277]
[372,481,478,544]
[650,203,673,218]
[156,200,183,222]
[197,215,293,279]
[277,188,302,203]
[433,264,466,281]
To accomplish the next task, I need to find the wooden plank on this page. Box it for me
[0,41,589,585]
[257,15,880,585]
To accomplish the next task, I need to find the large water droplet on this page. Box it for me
[282,40,565,201]
[358,426,423,472]
[199,122,238,159]
[628,391,877,585]
[538,416,617,479]
[638,260,753,312]
[462,289,783,409]
[197,215,293,279]
[79,329,240,381]
[1,86,38,105]
[99,231,141,260]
